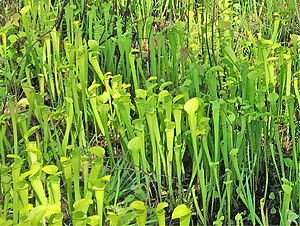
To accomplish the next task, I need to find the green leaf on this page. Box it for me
[42,165,58,175]
[247,70,259,81]
[20,5,31,15]
[287,210,299,224]
[48,213,63,225]
[282,184,292,195]
[158,90,171,102]
[261,39,273,45]
[19,162,41,180]
[26,142,42,156]
[19,170,34,180]
[130,48,139,54]
[88,146,105,157]
[100,175,111,182]
[19,204,33,218]
[172,204,191,219]
[27,205,48,225]
[147,76,158,82]
[73,199,93,212]
[24,126,40,141]
[164,120,175,131]
[213,215,225,225]
[159,81,173,91]
[184,98,199,115]
[128,137,142,152]
[156,202,169,214]
[60,157,69,163]
[207,66,223,74]
[230,148,239,157]
[88,82,101,93]
[65,97,73,104]
[129,200,146,211]
[88,40,99,51]
[283,158,294,169]
[136,89,148,99]
[267,93,279,103]
[18,98,29,107]
[45,204,61,218]
[107,212,121,226]
[223,45,237,64]
[173,94,184,103]
[6,154,21,159]
[98,92,110,103]
[86,215,100,225]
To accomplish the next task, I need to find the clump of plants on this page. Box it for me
[0,0,300,225]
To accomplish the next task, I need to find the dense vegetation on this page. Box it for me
[0,0,300,225]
